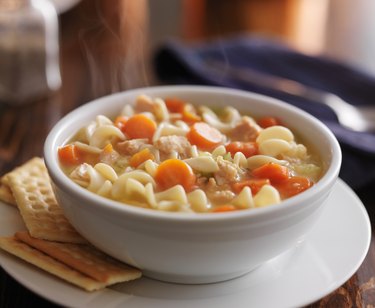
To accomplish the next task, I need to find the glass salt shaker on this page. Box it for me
[0,0,61,105]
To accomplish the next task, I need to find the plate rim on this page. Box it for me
[0,178,371,308]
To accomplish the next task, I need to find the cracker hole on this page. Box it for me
[27,195,38,202]
[44,198,56,205]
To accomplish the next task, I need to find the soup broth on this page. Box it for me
[58,95,323,213]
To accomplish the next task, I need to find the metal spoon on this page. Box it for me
[205,60,375,132]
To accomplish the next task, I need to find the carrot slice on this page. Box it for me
[212,205,237,213]
[187,122,223,150]
[225,142,258,158]
[275,176,313,199]
[122,114,157,141]
[165,97,186,113]
[154,159,196,191]
[252,163,290,184]
[257,116,281,128]
[129,148,155,168]
[232,178,270,195]
[165,98,201,123]
[58,144,81,166]
[182,105,201,123]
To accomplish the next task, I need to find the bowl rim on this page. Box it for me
[44,85,342,223]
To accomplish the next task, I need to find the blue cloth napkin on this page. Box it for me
[153,36,375,189]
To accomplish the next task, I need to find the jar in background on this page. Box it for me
[0,0,61,105]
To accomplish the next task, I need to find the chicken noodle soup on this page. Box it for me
[58,95,323,213]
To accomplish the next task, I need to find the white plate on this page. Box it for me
[0,179,371,308]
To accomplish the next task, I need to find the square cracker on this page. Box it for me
[0,236,107,291]
[4,157,85,243]
[0,184,16,206]
[15,231,142,284]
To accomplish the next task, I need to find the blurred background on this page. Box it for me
[55,0,375,103]
[148,0,375,75]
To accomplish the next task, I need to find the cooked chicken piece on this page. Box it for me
[100,148,120,165]
[69,163,90,187]
[209,190,236,204]
[201,177,235,203]
[230,116,260,142]
[154,136,191,159]
[116,139,149,156]
[214,156,240,185]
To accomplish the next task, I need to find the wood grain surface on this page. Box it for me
[0,1,374,307]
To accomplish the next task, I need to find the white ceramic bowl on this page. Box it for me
[44,86,341,284]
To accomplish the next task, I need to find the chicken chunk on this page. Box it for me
[70,163,90,187]
[201,177,235,203]
[230,116,260,142]
[154,136,192,159]
[116,139,148,156]
[214,156,240,185]
[100,147,120,166]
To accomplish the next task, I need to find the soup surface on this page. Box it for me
[58,95,323,213]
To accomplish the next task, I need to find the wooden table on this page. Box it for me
[0,1,374,307]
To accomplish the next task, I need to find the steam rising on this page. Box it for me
[78,0,150,98]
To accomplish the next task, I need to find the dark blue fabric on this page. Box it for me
[153,36,375,189]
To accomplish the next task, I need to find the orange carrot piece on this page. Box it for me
[123,114,157,141]
[58,144,81,166]
[257,116,281,128]
[225,141,258,158]
[275,176,313,199]
[154,159,196,191]
[129,148,155,168]
[187,122,223,150]
[212,205,237,213]
[252,163,290,184]
[232,178,270,195]
[165,98,201,123]
[181,104,201,123]
[165,97,186,113]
